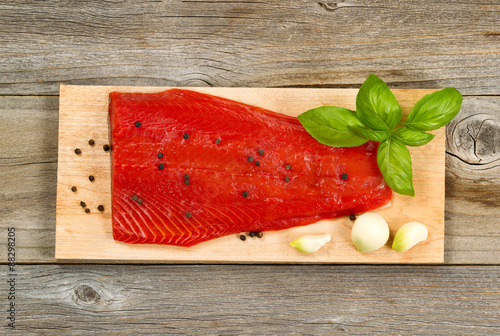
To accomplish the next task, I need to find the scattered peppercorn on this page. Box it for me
[284,176,290,182]
[186,212,192,218]
[135,121,141,128]
[88,139,95,146]
[239,235,246,241]
[75,148,82,155]
[258,148,264,156]
[184,179,190,185]
[247,156,254,163]
[341,173,348,180]
[103,144,110,151]
[137,198,143,205]
[158,152,163,159]
[285,164,292,170]
[215,138,221,144]
[254,161,260,167]
[97,205,104,212]
[89,175,95,182]
[184,174,190,179]
[349,214,356,221]
[80,201,86,207]
[159,164,164,170]
[132,195,138,201]
[183,134,189,140]
[242,191,249,198]
[256,231,263,238]
[85,208,90,213]
[249,231,256,237]
[71,186,77,192]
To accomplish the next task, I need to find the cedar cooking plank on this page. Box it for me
[55,85,444,263]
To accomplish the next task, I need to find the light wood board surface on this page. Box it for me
[56,85,444,263]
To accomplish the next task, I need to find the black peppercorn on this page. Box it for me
[97,205,104,212]
[80,201,86,207]
[349,214,356,221]
[341,173,348,180]
[256,231,263,238]
[75,148,82,155]
[85,208,90,213]
[135,121,141,128]
[103,144,110,151]
[71,186,77,192]
[88,139,95,146]
[239,235,246,241]
[89,175,95,182]
[249,232,255,237]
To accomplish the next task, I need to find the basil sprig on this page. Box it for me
[298,74,462,196]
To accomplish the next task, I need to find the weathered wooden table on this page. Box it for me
[1,1,499,334]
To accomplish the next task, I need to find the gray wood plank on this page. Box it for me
[4,265,500,335]
[0,0,498,96]
[0,96,58,262]
[0,95,499,264]
[445,96,500,263]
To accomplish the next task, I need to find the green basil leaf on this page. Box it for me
[392,127,435,147]
[356,74,402,130]
[298,106,369,147]
[403,87,462,131]
[377,137,415,196]
[348,125,391,142]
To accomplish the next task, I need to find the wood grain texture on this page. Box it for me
[6,265,500,335]
[55,85,445,263]
[0,96,58,262]
[0,0,498,96]
[0,1,498,332]
[445,96,500,264]
[1,95,498,264]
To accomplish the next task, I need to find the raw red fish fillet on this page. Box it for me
[109,89,392,247]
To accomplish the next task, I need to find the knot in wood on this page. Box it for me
[74,284,101,304]
[319,2,338,11]
[449,113,500,165]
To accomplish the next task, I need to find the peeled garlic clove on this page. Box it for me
[290,234,331,253]
[392,221,428,252]
[351,212,389,252]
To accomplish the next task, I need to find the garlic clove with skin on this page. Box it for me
[392,222,428,252]
[290,234,331,253]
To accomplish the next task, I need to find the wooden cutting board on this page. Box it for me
[55,85,444,263]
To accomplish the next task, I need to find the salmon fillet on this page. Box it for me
[108,89,392,247]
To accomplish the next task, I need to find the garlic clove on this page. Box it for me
[290,234,331,253]
[351,212,389,252]
[392,221,428,252]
